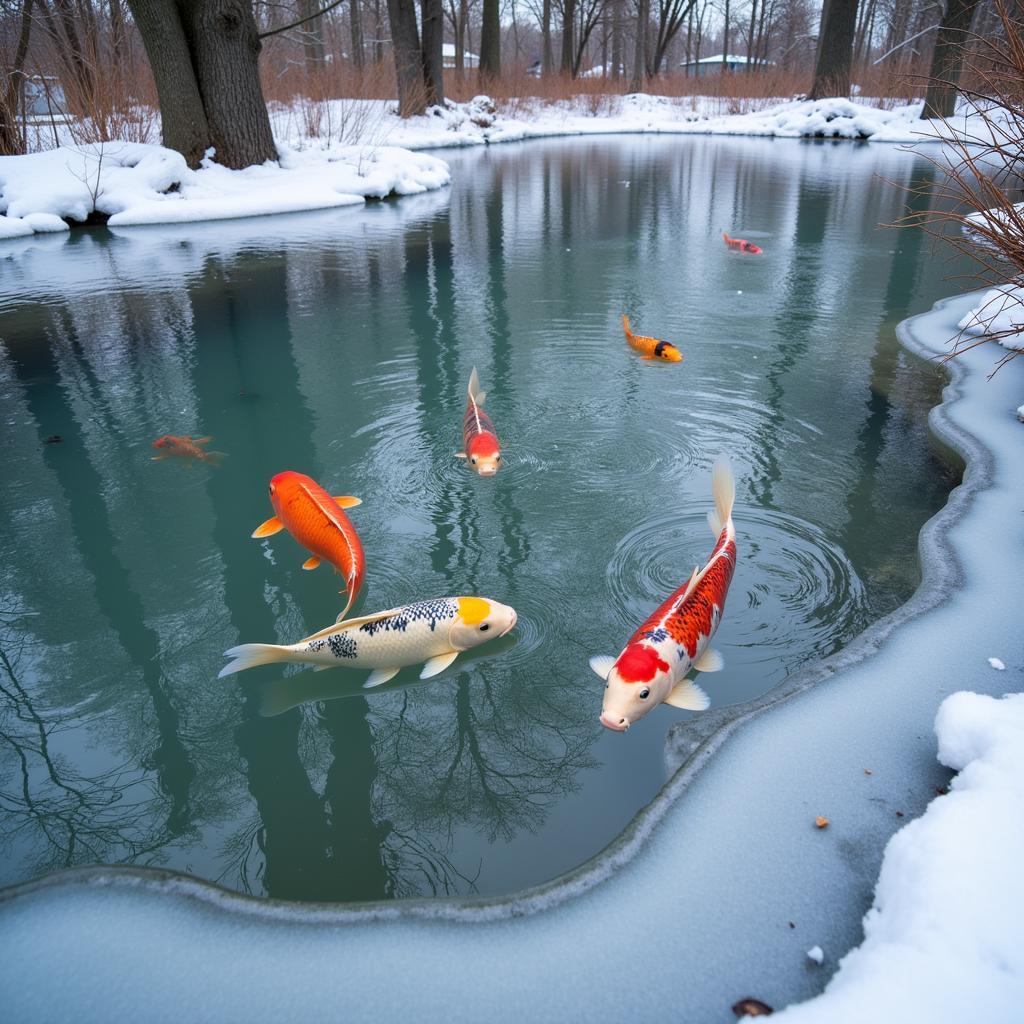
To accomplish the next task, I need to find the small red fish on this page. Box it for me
[723,231,762,255]
[151,435,225,466]
[456,367,502,476]
[252,471,365,621]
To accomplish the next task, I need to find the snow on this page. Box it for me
[957,285,1024,351]
[988,658,1006,671]
[774,693,1024,1023]
[0,286,1019,1020]
[806,946,825,965]
[0,139,450,232]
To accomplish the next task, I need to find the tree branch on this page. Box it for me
[258,0,347,39]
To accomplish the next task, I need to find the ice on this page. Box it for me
[988,657,1006,671]
[0,140,450,232]
[806,946,824,965]
[0,291,1019,1019]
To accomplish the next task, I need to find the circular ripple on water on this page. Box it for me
[604,507,872,682]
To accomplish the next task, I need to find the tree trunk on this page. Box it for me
[350,0,365,68]
[0,0,33,155]
[420,0,445,103]
[611,0,623,78]
[921,0,979,119]
[387,0,425,115]
[721,0,729,69]
[480,0,501,77]
[807,0,859,100]
[561,0,576,75]
[298,0,327,72]
[542,0,553,74]
[629,0,648,89]
[50,0,95,106]
[127,0,211,165]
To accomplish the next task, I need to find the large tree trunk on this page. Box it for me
[0,0,34,155]
[561,0,576,75]
[611,0,623,78]
[921,0,979,119]
[387,0,425,115]
[298,0,327,72]
[807,0,859,100]
[629,0,648,90]
[480,0,501,77]
[420,0,445,103]
[127,0,211,165]
[350,0,365,68]
[542,0,553,74]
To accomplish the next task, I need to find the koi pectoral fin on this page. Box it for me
[194,436,213,445]
[420,651,459,679]
[252,516,284,538]
[334,495,362,509]
[454,452,467,459]
[302,556,321,571]
[589,655,616,680]
[664,679,710,711]
[693,648,724,673]
[363,667,401,689]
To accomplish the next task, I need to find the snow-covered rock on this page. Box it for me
[957,285,1024,351]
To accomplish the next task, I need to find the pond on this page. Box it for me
[0,135,967,904]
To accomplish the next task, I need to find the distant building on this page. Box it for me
[678,54,774,77]
[19,75,67,118]
[442,43,479,69]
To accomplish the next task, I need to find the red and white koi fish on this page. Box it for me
[621,315,683,362]
[456,367,502,476]
[723,231,763,255]
[151,435,225,466]
[591,459,737,731]
[252,470,365,621]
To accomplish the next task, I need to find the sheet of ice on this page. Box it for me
[0,291,1020,1021]
[773,692,1024,1022]
[0,140,450,232]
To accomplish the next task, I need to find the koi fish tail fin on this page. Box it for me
[707,457,736,536]
[335,587,356,624]
[468,367,486,407]
[621,314,633,339]
[218,643,295,678]
[722,231,732,245]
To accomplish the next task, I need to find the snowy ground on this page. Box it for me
[0,290,1020,1021]
[0,95,980,235]
[957,284,1024,351]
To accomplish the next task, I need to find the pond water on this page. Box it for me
[0,135,967,903]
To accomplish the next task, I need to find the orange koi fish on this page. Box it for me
[621,315,683,362]
[723,231,762,255]
[151,435,225,466]
[456,367,502,476]
[591,459,736,732]
[252,471,365,621]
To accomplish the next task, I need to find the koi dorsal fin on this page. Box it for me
[299,606,406,645]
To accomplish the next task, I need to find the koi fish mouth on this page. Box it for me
[599,712,630,732]
[499,610,518,637]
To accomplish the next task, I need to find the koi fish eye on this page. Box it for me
[639,687,651,700]
[495,454,501,462]
[479,623,490,632]
[471,456,478,465]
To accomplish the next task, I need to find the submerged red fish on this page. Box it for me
[456,367,502,476]
[591,459,737,732]
[151,435,225,466]
[723,231,762,255]
[252,470,365,621]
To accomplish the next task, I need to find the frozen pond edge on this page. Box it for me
[0,290,1020,1019]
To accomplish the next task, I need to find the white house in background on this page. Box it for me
[678,53,774,77]
[442,43,480,69]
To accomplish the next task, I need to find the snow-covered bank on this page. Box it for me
[772,692,1024,1022]
[0,140,449,235]
[0,289,1020,1021]
[957,284,1024,351]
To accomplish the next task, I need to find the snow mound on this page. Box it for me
[957,285,1024,351]
[0,140,450,233]
[775,692,1024,1023]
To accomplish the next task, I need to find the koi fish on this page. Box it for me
[252,470,365,621]
[591,459,736,731]
[723,231,762,255]
[151,435,225,466]
[219,596,517,687]
[456,367,502,476]
[621,315,683,362]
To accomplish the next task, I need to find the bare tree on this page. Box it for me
[0,0,33,154]
[921,0,980,118]
[421,0,445,102]
[651,0,697,75]
[480,0,500,75]
[807,0,859,99]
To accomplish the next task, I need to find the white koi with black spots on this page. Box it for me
[219,596,517,688]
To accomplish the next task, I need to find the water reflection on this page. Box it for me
[0,136,968,902]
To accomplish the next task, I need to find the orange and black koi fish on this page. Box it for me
[621,315,683,362]
[591,459,737,731]
[252,470,365,621]
[723,231,762,255]
[151,435,225,466]
[456,367,502,476]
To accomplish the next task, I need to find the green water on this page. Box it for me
[0,136,965,902]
